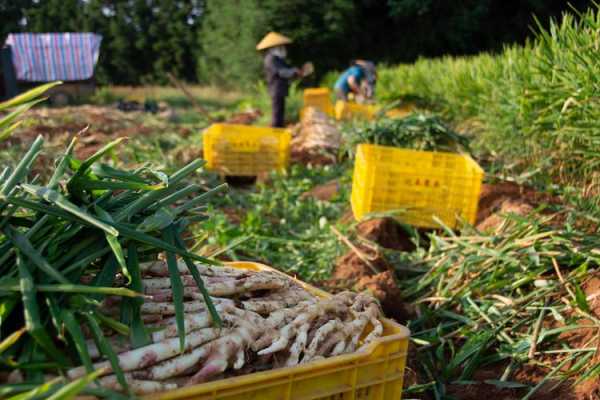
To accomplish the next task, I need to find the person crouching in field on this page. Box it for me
[334,60,377,103]
[257,32,309,128]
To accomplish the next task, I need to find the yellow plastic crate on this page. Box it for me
[385,103,416,119]
[148,261,410,400]
[202,123,291,176]
[335,101,417,121]
[351,144,484,229]
[335,100,378,121]
[303,87,334,117]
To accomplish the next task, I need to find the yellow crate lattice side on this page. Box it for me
[203,123,291,176]
[335,101,417,121]
[303,87,335,117]
[335,101,378,121]
[351,144,484,229]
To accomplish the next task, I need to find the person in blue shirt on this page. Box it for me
[334,60,377,102]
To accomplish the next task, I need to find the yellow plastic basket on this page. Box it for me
[335,100,378,121]
[303,87,334,117]
[385,103,416,119]
[202,124,291,176]
[335,101,417,121]
[351,144,484,229]
[148,261,410,400]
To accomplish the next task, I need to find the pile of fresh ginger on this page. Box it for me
[67,262,384,395]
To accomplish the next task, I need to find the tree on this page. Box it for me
[10,0,204,85]
[147,0,202,83]
[260,0,356,78]
[198,0,356,85]
[0,0,33,43]
[198,0,267,86]
[384,0,595,58]
[24,0,85,32]
[3,0,595,85]
[197,0,594,86]
[102,2,138,85]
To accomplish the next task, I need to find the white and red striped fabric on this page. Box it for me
[4,33,102,82]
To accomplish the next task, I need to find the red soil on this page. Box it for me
[328,217,417,322]
[476,181,561,231]
[300,179,340,202]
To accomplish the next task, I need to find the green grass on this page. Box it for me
[376,5,600,188]
[91,85,245,110]
[0,132,222,397]
[90,82,304,128]
[398,203,600,398]
[195,162,352,281]
[107,74,306,128]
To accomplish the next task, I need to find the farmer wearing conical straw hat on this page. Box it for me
[257,32,312,127]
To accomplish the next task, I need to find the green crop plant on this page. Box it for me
[376,5,600,188]
[344,113,470,154]
[398,211,600,399]
[0,82,62,142]
[195,163,352,281]
[0,87,225,398]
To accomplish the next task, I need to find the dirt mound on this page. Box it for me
[476,181,560,231]
[442,360,587,400]
[5,105,167,162]
[330,219,415,322]
[554,273,600,399]
[326,217,420,322]
[332,246,388,282]
[573,379,600,400]
[477,199,534,231]
[446,381,522,400]
[331,248,409,322]
[406,354,594,400]
[290,147,337,166]
[356,218,415,251]
[300,180,340,201]
[357,270,411,322]
[446,373,576,400]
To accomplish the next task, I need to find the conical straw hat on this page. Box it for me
[256,32,292,51]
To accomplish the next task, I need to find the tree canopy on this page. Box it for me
[0,0,593,85]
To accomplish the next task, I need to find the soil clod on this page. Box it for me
[300,179,340,202]
[476,181,560,231]
[356,217,415,251]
